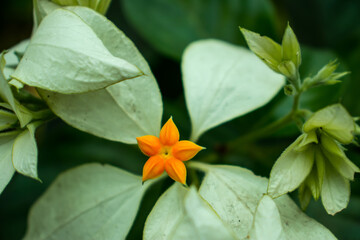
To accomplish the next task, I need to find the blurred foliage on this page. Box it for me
[0,0,360,239]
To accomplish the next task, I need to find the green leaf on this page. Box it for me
[295,130,318,151]
[303,104,355,144]
[191,163,336,239]
[249,195,286,240]
[12,122,40,180]
[37,7,162,143]
[281,23,301,68]
[321,160,350,215]
[122,0,279,59]
[0,109,18,131]
[302,60,348,90]
[182,39,284,141]
[0,131,19,194]
[3,39,29,79]
[144,184,235,240]
[25,163,147,240]
[13,8,142,94]
[298,183,312,210]
[320,134,359,180]
[277,60,297,80]
[240,27,282,72]
[0,51,32,127]
[268,135,315,198]
[144,183,187,240]
[33,0,61,29]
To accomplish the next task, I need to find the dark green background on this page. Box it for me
[0,0,359,239]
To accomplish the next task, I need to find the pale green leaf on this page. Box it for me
[38,7,162,143]
[321,160,350,215]
[240,28,282,72]
[313,148,326,199]
[320,134,359,180]
[0,131,19,194]
[0,52,17,110]
[144,184,235,240]
[192,163,336,239]
[144,183,188,240]
[249,195,286,240]
[282,24,301,68]
[25,163,147,240]
[3,39,30,79]
[171,187,235,240]
[298,183,312,210]
[33,0,61,28]
[303,104,355,144]
[0,51,32,127]
[12,122,40,180]
[0,109,18,131]
[13,8,142,94]
[182,39,284,141]
[268,135,315,198]
[277,60,297,79]
[295,130,318,151]
[305,167,322,200]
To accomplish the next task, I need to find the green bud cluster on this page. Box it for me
[302,60,349,91]
[240,23,301,90]
[268,104,359,215]
[240,24,348,94]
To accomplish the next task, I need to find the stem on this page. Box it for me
[228,112,293,149]
[228,87,304,149]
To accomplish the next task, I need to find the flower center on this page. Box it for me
[160,146,172,159]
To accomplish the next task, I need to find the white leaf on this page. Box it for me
[3,39,29,79]
[38,7,162,143]
[0,131,18,194]
[144,184,235,240]
[12,122,39,180]
[33,0,61,29]
[0,109,18,131]
[25,163,147,240]
[249,195,286,240]
[303,104,355,144]
[182,39,284,141]
[13,8,142,94]
[193,163,336,240]
[0,52,32,127]
[268,135,315,198]
[144,183,187,240]
[321,160,350,215]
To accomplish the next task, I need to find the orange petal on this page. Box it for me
[159,117,179,146]
[172,140,204,161]
[142,155,165,182]
[165,157,187,184]
[136,135,161,156]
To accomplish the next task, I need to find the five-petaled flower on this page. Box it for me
[136,117,204,184]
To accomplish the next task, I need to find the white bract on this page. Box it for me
[36,7,162,144]
[249,195,286,240]
[144,184,235,240]
[144,163,336,240]
[12,123,40,180]
[12,9,142,94]
[182,39,285,141]
[25,163,148,240]
[0,132,19,193]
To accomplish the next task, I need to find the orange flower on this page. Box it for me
[137,117,204,184]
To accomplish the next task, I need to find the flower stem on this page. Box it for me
[228,87,304,150]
